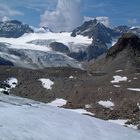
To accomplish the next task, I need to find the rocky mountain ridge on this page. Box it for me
[0,20,33,38]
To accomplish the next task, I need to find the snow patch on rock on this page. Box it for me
[69,76,74,79]
[85,104,92,109]
[98,101,114,108]
[39,78,54,90]
[115,70,123,73]
[111,76,127,83]
[127,88,140,92]
[113,85,121,88]
[5,78,18,88]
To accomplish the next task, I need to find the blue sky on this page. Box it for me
[0,0,139,30]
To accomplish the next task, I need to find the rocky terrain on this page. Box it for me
[0,33,140,129]
[0,20,140,130]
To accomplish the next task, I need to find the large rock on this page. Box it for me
[49,42,70,54]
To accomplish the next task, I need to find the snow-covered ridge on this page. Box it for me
[0,94,140,140]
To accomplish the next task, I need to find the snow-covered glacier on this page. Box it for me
[0,94,140,140]
[0,32,92,69]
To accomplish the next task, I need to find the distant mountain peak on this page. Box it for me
[0,20,34,38]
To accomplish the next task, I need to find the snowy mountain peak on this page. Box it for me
[0,20,34,38]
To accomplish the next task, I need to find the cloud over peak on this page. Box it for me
[0,4,23,21]
[84,16,110,27]
[40,0,83,32]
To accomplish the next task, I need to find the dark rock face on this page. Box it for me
[71,19,120,60]
[106,33,140,58]
[49,42,70,54]
[68,51,87,61]
[87,41,107,60]
[0,20,33,38]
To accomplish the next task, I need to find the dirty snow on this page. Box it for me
[111,76,127,83]
[0,94,140,140]
[108,120,138,130]
[127,88,140,92]
[39,78,54,90]
[133,77,138,80]
[98,101,114,108]
[47,99,67,107]
[85,104,92,109]
[137,103,140,109]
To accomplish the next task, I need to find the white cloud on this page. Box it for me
[84,16,110,27]
[2,16,10,22]
[40,0,83,32]
[128,18,137,25]
[83,16,94,22]
[96,16,110,27]
[0,4,23,21]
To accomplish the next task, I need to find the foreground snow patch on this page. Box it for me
[0,94,140,140]
[98,101,114,108]
[111,76,127,83]
[108,119,128,126]
[47,99,67,107]
[39,78,54,90]
[127,88,140,92]
[47,99,94,115]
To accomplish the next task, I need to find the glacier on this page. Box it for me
[0,32,92,69]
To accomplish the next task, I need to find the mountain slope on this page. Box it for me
[71,19,121,60]
[0,94,139,140]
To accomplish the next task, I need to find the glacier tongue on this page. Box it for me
[0,94,140,140]
[0,43,82,69]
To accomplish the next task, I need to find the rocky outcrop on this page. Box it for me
[106,33,140,58]
[49,42,70,54]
